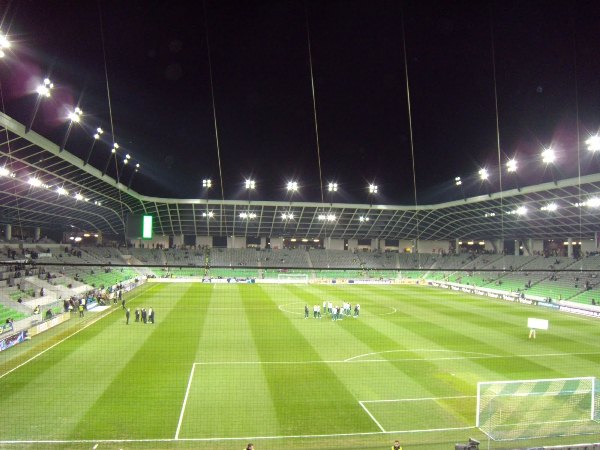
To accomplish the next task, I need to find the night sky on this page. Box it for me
[1,0,599,204]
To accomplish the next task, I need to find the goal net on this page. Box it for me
[277,273,309,283]
[477,377,600,441]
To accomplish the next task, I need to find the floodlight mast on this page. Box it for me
[203,178,212,234]
[245,178,255,204]
[59,106,83,153]
[327,182,338,205]
[26,77,54,133]
[127,163,139,190]
[541,147,557,185]
[455,176,466,201]
[506,158,521,191]
[102,142,119,177]
[84,127,103,166]
[368,183,378,206]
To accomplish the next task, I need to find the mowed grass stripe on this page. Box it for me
[241,284,378,435]
[179,284,280,438]
[0,283,166,440]
[378,287,599,379]
[69,283,209,439]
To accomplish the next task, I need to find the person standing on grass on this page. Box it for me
[135,308,140,322]
[322,300,327,315]
[392,440,402,450]
[78,303,84,318]
[125,308,130,325]
[149,307,155,324]
[304,304,309,319]
[142,308,147,324]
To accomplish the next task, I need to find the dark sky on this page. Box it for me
[1,0,600,204]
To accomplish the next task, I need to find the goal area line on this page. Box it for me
[358,396,477,434]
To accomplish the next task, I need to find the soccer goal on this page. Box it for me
[477,377,600,441]
[277,273,309,283]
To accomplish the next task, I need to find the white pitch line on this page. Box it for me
[0,426,456,445]
[358,401,386,432]
[360,395,475,404]
[0,283,159,382]
[174,363,197,439]
[344,349,496,362]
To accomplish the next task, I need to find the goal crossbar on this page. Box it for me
[476,376,599,441]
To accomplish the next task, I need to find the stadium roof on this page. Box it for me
[2,110,600,242]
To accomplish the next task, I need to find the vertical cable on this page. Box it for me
[490,2,505,264]
[400,4,420,264]
[572,10,582,268]
[304,1,325,205]
[203,0,227,235]
[98,1,126,234]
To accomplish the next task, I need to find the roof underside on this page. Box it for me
[1,111,600,241]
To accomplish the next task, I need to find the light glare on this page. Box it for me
[506,159,517,173]
[586,135,600,152]
[541,148,556,164]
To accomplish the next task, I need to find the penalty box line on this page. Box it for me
[359,395,477,435]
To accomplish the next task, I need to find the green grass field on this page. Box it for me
[1,282,600,450]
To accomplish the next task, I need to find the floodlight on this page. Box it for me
[74,193,84,201]
[318,214,326,220]
[202,179,212,188]
[27,177,42,187]
[0,34,10,55]
[114,143,119,149]
[202,211,214,218]
[136,163,140,168]
[516,206,527,215]
[287,181,298,192]
[328,182,338,192]
[56,186,68,196]
[541,147,555,164]
[240,212,247,219]
[123,158,128,164]
[455,176,462,186]
[0,166,10,177]
[67,108,83,123]
[327,214,336,221]
[96,127,104,135]
[368,183,378,194]
[506,159,517,173]
[282,212,294,220]
[587,197,600,208]
[245,179,256,190]
[111,147,116,154]
[36,78,54,97]
[249,212,256,219]
[478,168,489,180]
[359,216,369,222]
[541,202,558,212]
[74,237,82,242]
[586,135,600,152]
[125,154,131,160]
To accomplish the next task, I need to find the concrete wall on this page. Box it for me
[196,236,212,247]
[270,237,283,250]
[227,236,246,249]
[327,238,345,250]
[416,240,450,254]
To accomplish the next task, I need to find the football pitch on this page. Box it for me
[1,282,600,450]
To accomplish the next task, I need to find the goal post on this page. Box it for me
[277,273,309,283]
[476,377,600,441]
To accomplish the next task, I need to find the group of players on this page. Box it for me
[304,301,360,320]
